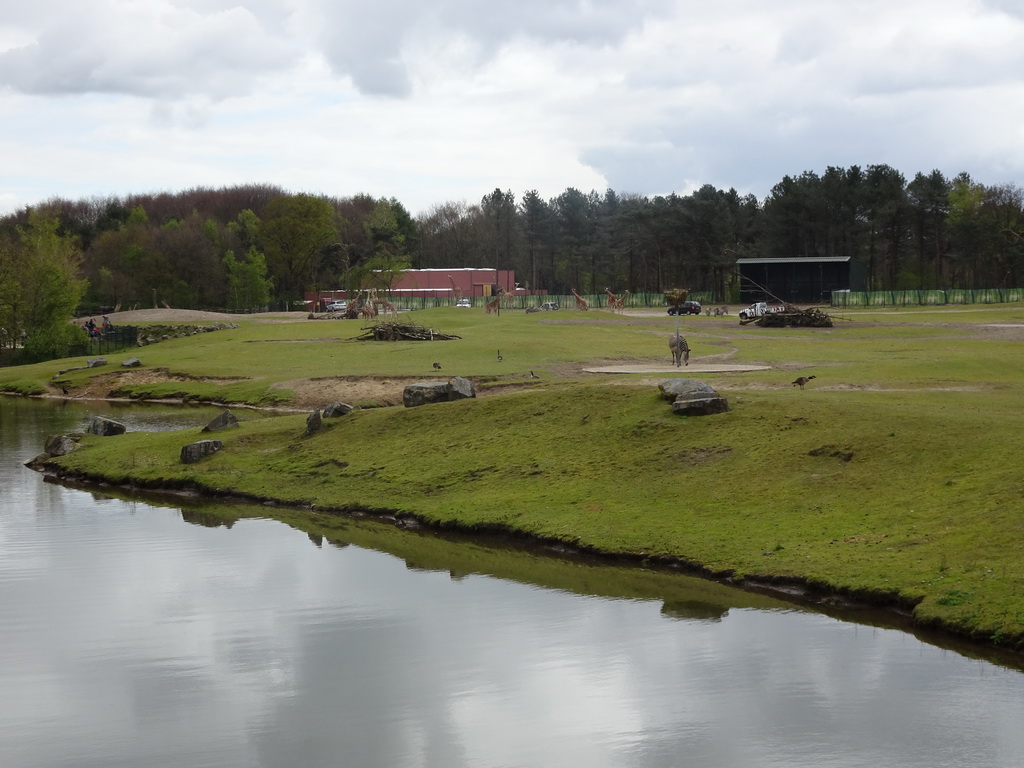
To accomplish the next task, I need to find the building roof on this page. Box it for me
[735,257,855,265]
[388,267,500,272]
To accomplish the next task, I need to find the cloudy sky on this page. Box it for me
[2,0,1023,217]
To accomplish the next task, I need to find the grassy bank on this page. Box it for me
[13,304,1024,649]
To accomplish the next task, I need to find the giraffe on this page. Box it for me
[352,291,376,320]
[485,296,500,315]
[571,289,589,311]
[448,274,463,304]
[373,297,398,319]
[604,288,621,312]
[500,287,516,309]
[620,290,631,310]
[668,334,690,367]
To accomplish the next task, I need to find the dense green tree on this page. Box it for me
[907,170,950,288]
[861,164,909,288]
[552,187,599,292]
[0,212,88,359]
[519,190,554,291]
[415,201,480,269]
[259,194,340,303]
[224,247,273,311]
[982,184,1024,287]
[947,173,987,287]
[352,199,413,292]
[480,188,518,267]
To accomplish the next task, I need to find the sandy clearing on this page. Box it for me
[93,308,310,325]
[583,363,771,374]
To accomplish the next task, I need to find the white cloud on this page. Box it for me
[0,0,1022,216]
[0,2,295,98]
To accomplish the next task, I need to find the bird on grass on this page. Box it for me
[529,370,539,379]
[792,375,816,389]
[432,362,442,370]
[497,350,503,362]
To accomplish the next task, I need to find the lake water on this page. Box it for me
[2,396,1023,768]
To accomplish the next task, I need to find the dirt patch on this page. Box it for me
[584,363,771,374]
[271,376,418,408]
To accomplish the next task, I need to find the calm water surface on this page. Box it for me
[2,397,1023,768]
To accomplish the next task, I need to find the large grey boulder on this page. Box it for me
[86,416,127,436]
[403,377,477,408]
[671,395,729,416]
[322,402,354,418]
[306,409,323,434]
[180,439,223,464]
[202,409,239,432]
[659,378,729,416]
[121,357,142,368]
[86,357,107,368]
[44,434,81,456]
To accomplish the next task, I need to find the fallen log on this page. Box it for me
[756,306,834,328]
[352,322,461,341]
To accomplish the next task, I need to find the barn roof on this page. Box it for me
[735,257,855,264]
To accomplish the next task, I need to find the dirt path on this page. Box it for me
[95,308,311,324]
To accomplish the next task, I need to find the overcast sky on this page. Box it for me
[2,0,1023,217]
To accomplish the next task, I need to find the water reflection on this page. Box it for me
[3,396,1024,768]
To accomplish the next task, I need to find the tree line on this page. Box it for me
[2,166,1023,355]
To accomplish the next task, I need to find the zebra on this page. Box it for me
[668,335,690,367]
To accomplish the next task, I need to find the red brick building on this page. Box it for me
[307,268,536,308]
[386,268,520,298]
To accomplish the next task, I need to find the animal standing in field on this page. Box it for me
[373,298,398,320]
[448,274,463,303]
[432,362,442,370]
[500,287,516,309]
[669,334,690,367]
[485,296,500,315]
[792,375,816,389]
[604,288,622,312]
[571,289,589,310]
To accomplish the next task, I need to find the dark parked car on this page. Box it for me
[667,301,701,315]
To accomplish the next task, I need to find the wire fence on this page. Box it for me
[390,292,715,311]
[831,289,1024,307]
[66,326,139,358]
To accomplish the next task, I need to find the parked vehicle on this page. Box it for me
[455,298,471,308]
[541,302,560,311]
[667,301,701,315]
[327,300,348,312]
[737,302,786,320]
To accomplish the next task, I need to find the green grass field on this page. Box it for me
[8,303,1024,648]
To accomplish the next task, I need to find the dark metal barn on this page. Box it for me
[736,257,868,304]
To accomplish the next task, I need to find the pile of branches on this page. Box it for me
[352,322,461,341]
[754,305,834,328]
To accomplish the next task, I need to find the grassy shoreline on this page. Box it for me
[10,305,1024,651]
